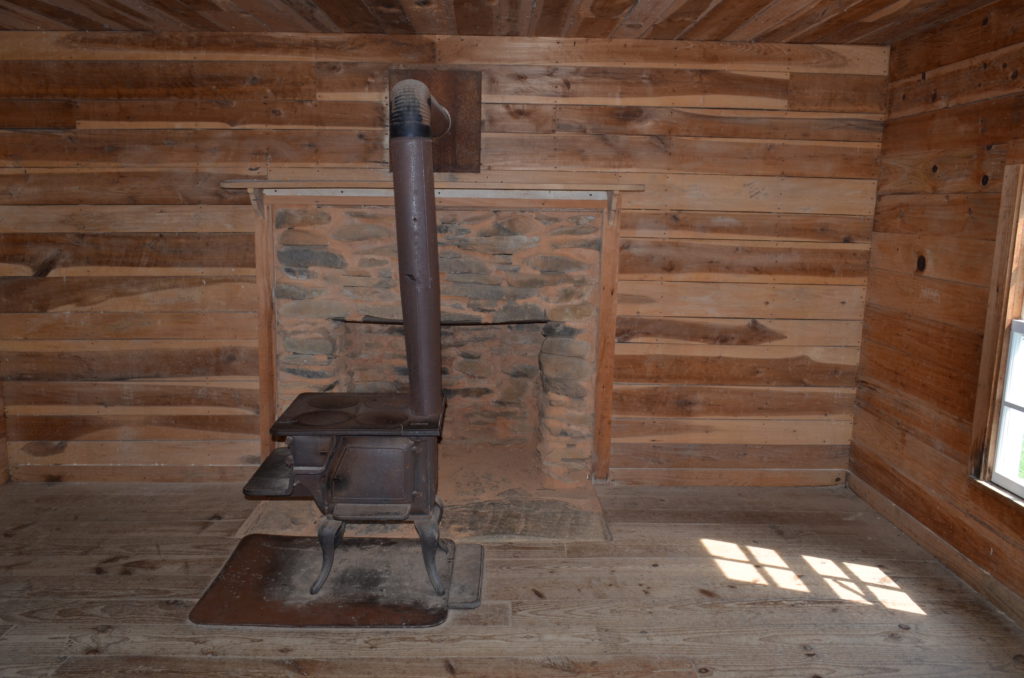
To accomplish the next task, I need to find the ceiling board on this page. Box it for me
[0,0,999,45]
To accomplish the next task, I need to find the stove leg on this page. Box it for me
[413,501,446,596]
[310,517,346,595]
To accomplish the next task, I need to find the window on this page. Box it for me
[974,163,1024,500]
[992,320,1024,497]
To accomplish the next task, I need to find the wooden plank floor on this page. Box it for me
[1,483,1023,677]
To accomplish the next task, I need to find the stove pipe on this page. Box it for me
[389,80,451,419]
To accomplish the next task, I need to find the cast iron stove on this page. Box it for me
[246,392,448,594]
[191,79,481,627]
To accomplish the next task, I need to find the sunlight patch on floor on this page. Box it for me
[701,538,927,615]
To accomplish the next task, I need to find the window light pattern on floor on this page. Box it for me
[701,539,926,615]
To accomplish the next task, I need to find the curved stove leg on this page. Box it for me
[413,501,446,596]
[310,517,345,595]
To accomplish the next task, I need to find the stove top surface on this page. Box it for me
[271,392,443,437]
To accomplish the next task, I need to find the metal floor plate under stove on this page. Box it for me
[190,535,484,628]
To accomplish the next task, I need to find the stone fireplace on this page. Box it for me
[239,184,623,540]
[272,195,606,491]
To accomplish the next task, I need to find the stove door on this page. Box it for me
[325,436,416,519]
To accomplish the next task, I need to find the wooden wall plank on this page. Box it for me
[483,104,885,141]
[611,417,853,445]
[614,317,863,347]
[3,379,258,408]
[889,44,1024,119]
[618,280,866,319]
[619,210,874,242]
[9,465,257,483]
[619,238,869,284]
[0,341,258,381]
[6,414,258,442]
[788,73,888,113]
[8,439,259,467]
[0,233,255,274]
[620,174,878,215]
[868,232,993,287]
[882,95,1024,156]
[613,384,855,419]
[0,61,318,99]
[878,144,1007,196]
[611,442,849,469]
[614,345,859,386]
[0,129,386,169]
[859,338,978,423]
[856,382,972,466]
[0,32,436,63]
[434,36,889,74]
[480,66,790,109]
[0,205,257,234]
[484,133,879,178]
[0,313,257,340]
[863,268,987,332]
[0,277,256,313]
[71,99,384,130]
[873,192,999,239]
[0,170,258,205]
[608,468,846,486]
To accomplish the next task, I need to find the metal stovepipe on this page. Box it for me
[389,79,451,419]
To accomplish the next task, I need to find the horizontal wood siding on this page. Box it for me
[609,46,881,485]
[850,0,1024,606]
[0,33,885,483]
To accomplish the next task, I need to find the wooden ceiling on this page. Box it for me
[0,0,998,45]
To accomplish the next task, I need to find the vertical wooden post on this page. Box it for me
[593,191,622,480]
[254,191,278,458]
[0,384,8,484]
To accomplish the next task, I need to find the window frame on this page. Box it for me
[972,163,1024,501]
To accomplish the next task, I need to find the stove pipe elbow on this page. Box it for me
[389,79,452,140]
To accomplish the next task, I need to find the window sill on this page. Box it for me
[970,476,1024,512]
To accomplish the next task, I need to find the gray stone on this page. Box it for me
[281,267,314,280]
[526,254,586,274]
[330,222,390,241]
[278,247,347,270]
[542,322,581,338]
[540,337,591,359]
[282,334,336,355]
[540,353,590,381]
[541,376,587,399]
[282,366,333,379]
[551,217,599,236]
[448,282,507,302]
[548,303,593,322]
[439,254,490,275]
[492,304,547,324]
[553,238,601,250]
[443,387,493,398]
[449,235,539,255]
[506,364,539,378]
[275,208,330,229]
[274,283,319,301]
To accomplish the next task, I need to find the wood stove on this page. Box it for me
[242,80,454,597]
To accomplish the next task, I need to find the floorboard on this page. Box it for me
[0,482,1021,677]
